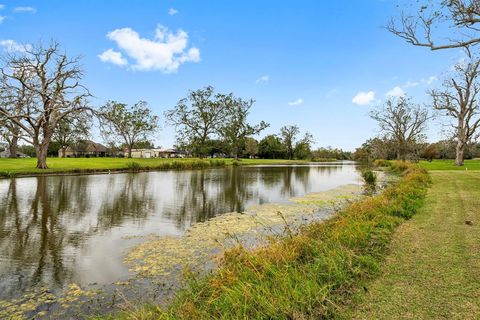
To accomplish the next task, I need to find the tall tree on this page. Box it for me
[0,42,91,168]
[99,100,159,158]
[430,55,480,165]
[389,1,480,50]
[218,96,268,159]
[294,132,315,160]
[165,86,227,157]
[370,96,430,160]
[280,125,300,159]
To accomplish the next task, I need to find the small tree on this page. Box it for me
[244,137,258,158]
[370,96,430,161]
[280,125,300,159]
[99,101,159,158]
[165,86,227,157]
[218,95,268,159]
[0,42,91,168]
[430,55,480,166]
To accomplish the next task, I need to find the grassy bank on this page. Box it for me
[103,161,430,319]
[0,157,309,178]
[341,170,480,319]
[419,159,480,170]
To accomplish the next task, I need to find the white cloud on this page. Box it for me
[0,16,5,23]
[256,75,269,84]
[98,48,128,66]
[352,91,376,105]
[102,25,200,73]
[0,4,5,10]
[422,76,437,85]
[288,98,303,106]
[386,86,405,98]
[168,8,178,16]
[0,39,31,52]
[403,80,419,88]
[13,6,36,13]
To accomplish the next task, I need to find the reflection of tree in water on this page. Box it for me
[96,173,155,228]
[0,177,80,298]
[0,173,156,299]
[161,166,345,229]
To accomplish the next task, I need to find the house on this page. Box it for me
[0,143,28,158]
[59,140,111,158]
[127,148,186,158]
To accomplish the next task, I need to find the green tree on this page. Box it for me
[165,86,227,157]
[280,125,300,159]
[218,96,268,159]
[294,132,314,160]
[99,101,159,158]
[244,137,259,158]
[53,114,91,149]
[258,135,285,159]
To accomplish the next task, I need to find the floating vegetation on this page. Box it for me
[124,184,363,279]
[0,284,99,320]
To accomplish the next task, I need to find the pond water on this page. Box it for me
[0,163,360,300]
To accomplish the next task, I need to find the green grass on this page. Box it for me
[0,157,308,177]
[99,162,430,319]
[419,159,480,170]
[342,171,480,319]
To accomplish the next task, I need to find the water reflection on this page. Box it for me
[0,164,359,299]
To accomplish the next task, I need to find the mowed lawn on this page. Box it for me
[419,159,480,170]
[343,170,480,319]
[0,157,308,175]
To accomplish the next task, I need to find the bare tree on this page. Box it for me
[99,100,159,158]
[0,42,91,168]
[370,96,430,160]
[430,55,480,165]
[389,0,480,50]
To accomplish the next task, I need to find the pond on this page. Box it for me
[0,163,360,301]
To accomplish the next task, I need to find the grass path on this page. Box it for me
[344,171,480,319]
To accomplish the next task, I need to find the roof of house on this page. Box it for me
[65,140,108,153]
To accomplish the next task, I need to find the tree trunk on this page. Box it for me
[35,144,49,169]
[8,136,18,158]
[128,147,132,158]
[455,140,465,166]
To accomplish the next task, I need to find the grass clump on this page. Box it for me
[361,168,377,186]
[110,161,430,319]
[126,161,142,172]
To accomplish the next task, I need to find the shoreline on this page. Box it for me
[0,158,342,179]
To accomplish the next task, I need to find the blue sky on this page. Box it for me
[0,0,463,150]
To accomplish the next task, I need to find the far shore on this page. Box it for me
[0,157,336,179]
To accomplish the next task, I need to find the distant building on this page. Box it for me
[59,140,112,158]
[127,148,186,158]
[0,143,28,158]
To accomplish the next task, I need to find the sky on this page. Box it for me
[0,0,465,150]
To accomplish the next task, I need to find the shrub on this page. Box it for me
[361,168,377,186]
